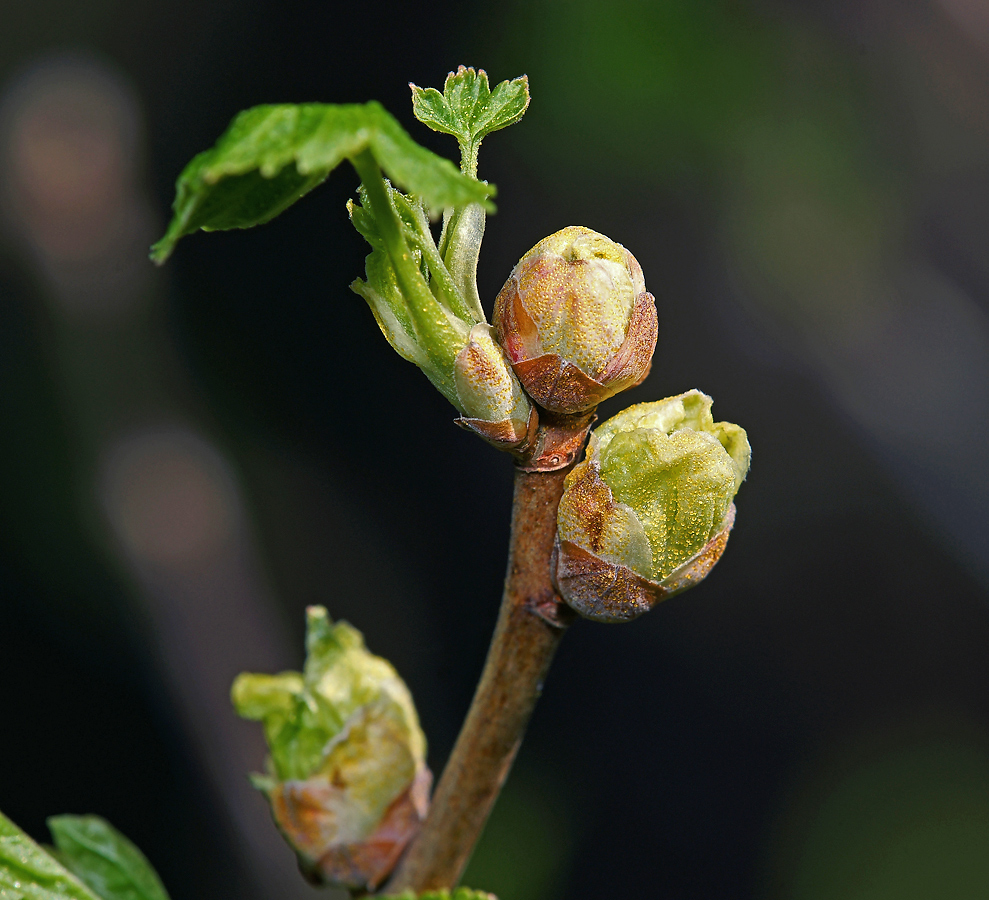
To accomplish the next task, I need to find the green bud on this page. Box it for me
[231,607,430,892]
[454,324,537,450]
[555,390,750,622]
[493,226,658,413]
[349,193,471,407]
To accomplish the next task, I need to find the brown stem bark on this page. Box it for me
[385,466,575,894]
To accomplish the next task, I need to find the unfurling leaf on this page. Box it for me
[47,817,170,900]
[411,67,529,176]
[232,606,431,892]
[151,102,494,263]
[410,67,528,328]
[347,181,475,406]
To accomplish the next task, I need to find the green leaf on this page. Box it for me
[411,67,529,174]
[47,817,169,900]
[151,101,495,264]
[408,67,527,320]
[0,810,101,900]
[382,889,497,900]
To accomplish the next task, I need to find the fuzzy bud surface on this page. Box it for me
[555,390,750,622]
[494,226,658,413]
[454,323,536,450]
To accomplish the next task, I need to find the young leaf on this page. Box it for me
[411,67,529,175]
[0,810,101,900]
[151,101,495,264]
[47,816,169,900]
[409,68,527,321]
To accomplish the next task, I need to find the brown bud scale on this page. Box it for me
[456,404,539,452]
[515,408,596,473]
[272,766,432,892]
[553,504,736,623]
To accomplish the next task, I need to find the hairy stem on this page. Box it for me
[385,466,575,893]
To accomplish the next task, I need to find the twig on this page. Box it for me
[385,465,576,893]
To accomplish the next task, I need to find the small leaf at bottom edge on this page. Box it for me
[47,816,170,900]
[0,810,101,900]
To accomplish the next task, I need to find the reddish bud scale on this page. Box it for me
[453,323,537,451]
[274,768,432,892]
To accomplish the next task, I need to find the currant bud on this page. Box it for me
[231,607,430,892]
[493,226,658,413]
[554,391,750,622]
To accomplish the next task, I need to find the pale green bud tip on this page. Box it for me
[555,390,750,622]
[454,323,536,450]
[231,605,430,891]
[494,225,657,413]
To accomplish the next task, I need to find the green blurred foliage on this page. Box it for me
[493,0,775,182]
[770,737,989,899]
[486,0,906,335]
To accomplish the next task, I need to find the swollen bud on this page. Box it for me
[493,226,658,413]
[554,390,750,622]
[454,324,537,450]
[231,607,430,892]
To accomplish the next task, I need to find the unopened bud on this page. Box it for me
[554,390,750,622]
[454,323,537,450]
[231,607,430,892]
[493,226,658,413]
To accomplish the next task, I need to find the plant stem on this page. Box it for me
[385,466,575,894]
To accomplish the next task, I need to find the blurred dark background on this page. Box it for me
[2,1,989,898]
